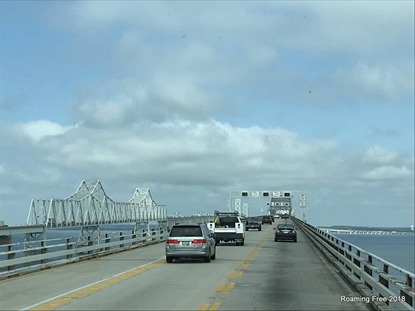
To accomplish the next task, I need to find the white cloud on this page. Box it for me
[1,116,413,226]
[363,146,398,165]
[0,1,413,227]
[363,165,412,180]
[17,120,72,143]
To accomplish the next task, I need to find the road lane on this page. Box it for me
[0,243,165,310]
[52,227,273,310]
[0,226,268,310]
[202,219,371,310]
[0,220,371,310]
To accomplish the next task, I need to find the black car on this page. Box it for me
[274,223,297,242]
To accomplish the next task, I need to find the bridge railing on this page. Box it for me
[0,224,168,280]
[292,217,414,311]
[0,215,213,280]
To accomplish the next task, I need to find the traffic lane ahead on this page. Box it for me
[0,242,166,311]
[207,219,371,310]
[52,227,273,310]
[0,226,271,311]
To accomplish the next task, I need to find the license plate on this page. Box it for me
[182,241,190,246]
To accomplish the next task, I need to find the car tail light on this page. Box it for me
[192,239,207,244]
[166,239,179,244]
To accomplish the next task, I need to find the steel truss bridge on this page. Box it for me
[26,180,167,229]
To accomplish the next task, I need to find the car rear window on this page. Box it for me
[278,225,294,230]
[169,226,203,237]
[219,216,239,223]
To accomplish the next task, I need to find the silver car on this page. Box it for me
[165,224,216,263]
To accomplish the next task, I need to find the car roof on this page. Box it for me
[171,224,205,228]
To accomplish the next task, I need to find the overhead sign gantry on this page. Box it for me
[228,190,294,217]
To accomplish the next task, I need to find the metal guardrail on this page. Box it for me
[0,216,212,280]
[0,226,168,280]
[292,217,414,311]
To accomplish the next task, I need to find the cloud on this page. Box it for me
[363,166,412,181]
[0,2,413,227]
[49,1,413,111]
[363,146,398,165]
[16,120,72,143]
[1,116,413,226]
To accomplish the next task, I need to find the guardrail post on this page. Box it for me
[87,236,93,255]
[364,255,373,290]
[66,238,72,259]
[120,232,124,248]
[7,245,15,271]
[379,264,390,305]
[353,250,361,280]
[401,275,413,307]
[151,228,156,241]
[40,241,47,264]
[132,231,137,246]
[105,233,110,251]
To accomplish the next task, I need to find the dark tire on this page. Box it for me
[240,240,244,246]
[258,227,262,231]
[204,253,211,262]
[275,238,278,242]
[211,247,216,260]
[166,256,173,263]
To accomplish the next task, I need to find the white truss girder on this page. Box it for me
[26,180,167,228]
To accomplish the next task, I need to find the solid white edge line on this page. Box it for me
[21,257,165,310]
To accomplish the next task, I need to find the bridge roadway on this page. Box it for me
[0,219,371,311]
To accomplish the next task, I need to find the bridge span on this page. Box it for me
[1,217,413,311]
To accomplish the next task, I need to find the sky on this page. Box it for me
[0,1,414,227]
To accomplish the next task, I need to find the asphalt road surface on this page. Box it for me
[0,219,371,310]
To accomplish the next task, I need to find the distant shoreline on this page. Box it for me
[319,225,414,233]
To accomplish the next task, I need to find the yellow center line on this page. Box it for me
[223,282,235,295]
[199,303,211,311]
[199,301,221,311]
[209,301,221,310]
[236,262,250,270]
[215,283,227,293]
[229,271,243,279]
[199,227,275,311]
[27,259,164,311]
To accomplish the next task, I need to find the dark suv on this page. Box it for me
[165,224,216,263]
[245,217,262,231]
[262,215,273,224]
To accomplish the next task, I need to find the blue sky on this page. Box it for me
[0,1,414,227]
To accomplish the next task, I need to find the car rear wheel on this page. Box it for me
[211,246,216,260]
[166,256,173,263]
[204,253,211,262]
